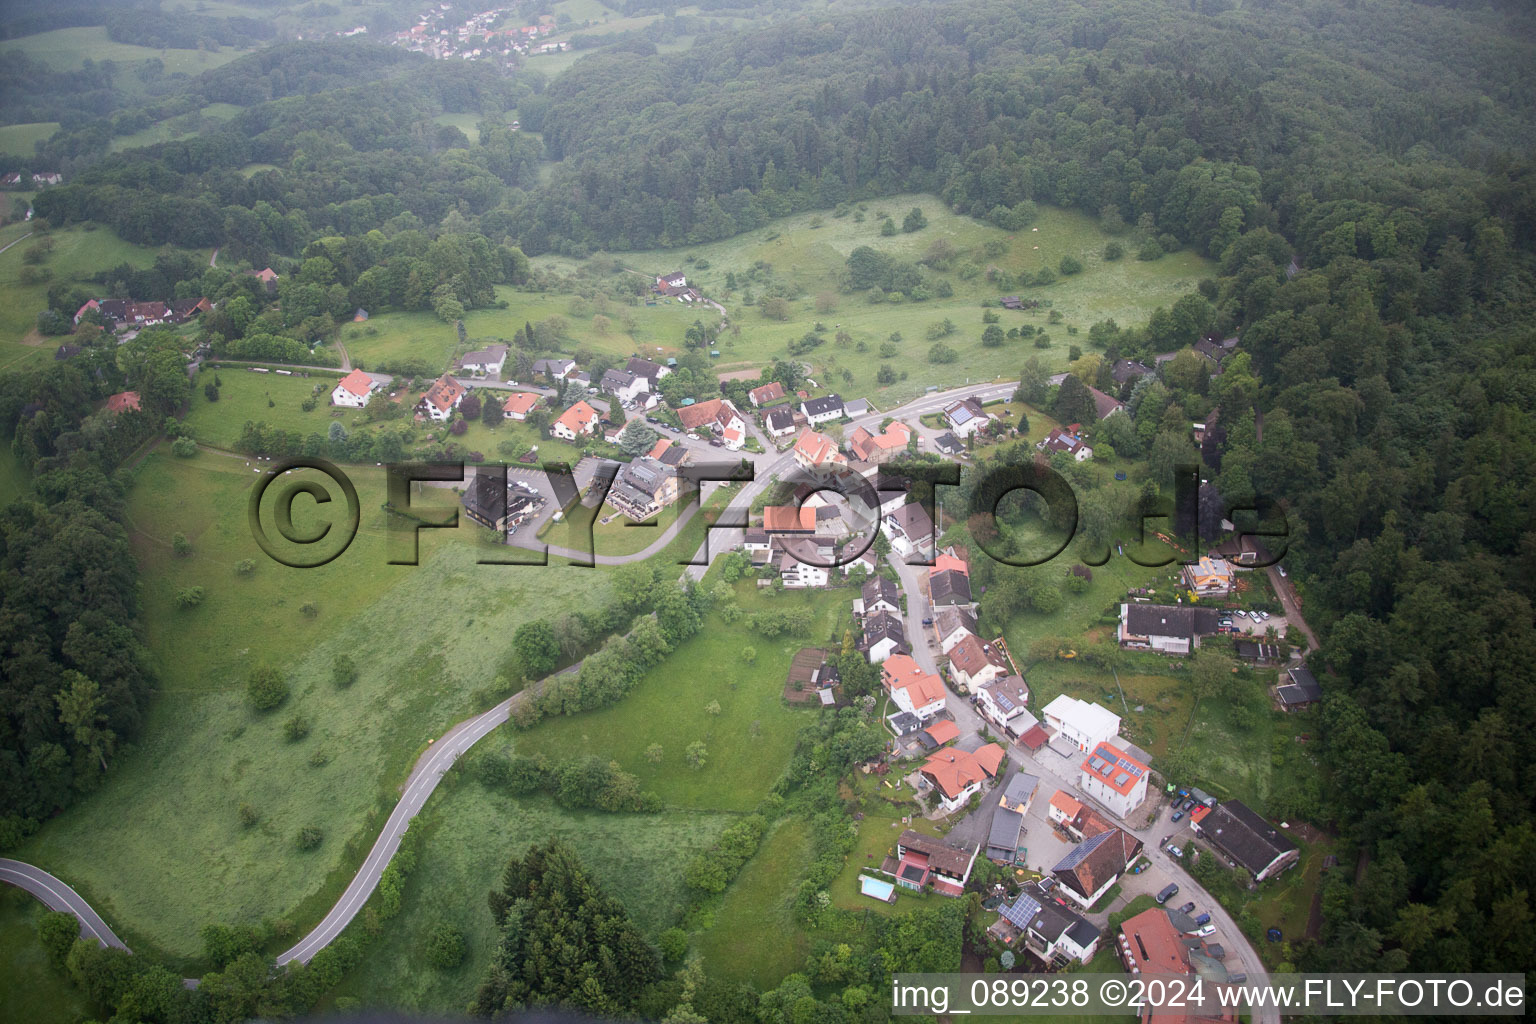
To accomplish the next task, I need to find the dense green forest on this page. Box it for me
[3,0,1536,1012]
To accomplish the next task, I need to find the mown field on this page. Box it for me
[14,451,616,961]
[694,816,814,987]
[183,367,353,448]
[109,102,244,153]
[0,26,244,75]
[0,121,58,159]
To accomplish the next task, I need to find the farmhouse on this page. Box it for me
[948,634,1009,691]
[1182,556,1235,597]
[1191,800,1299,882]
[1050,826,1143,909]
[1080,742,1150,818]
[881,654,947,721]
[460,343,508,376]
[976,674,1031,733]
[501,392,541,421]
[417,375,467,421]
[920,743,1006,813]
[656,271,687,291]
[551,400,599,440]
[749,381,786,407]
[883,830,978,896]
[1042,695,1121,753]
[331,369,379,408]
[990,881,1101,967]
[882,502,935,560]
[800,393,845,426]
[942,397,991,436]
[848,420,912,463]
[1118,603,1222,654]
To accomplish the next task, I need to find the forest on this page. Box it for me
[1,0,1535,1012]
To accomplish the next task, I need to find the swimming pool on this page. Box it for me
[859,875,896,902]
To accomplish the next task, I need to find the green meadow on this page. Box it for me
[0,122,58,159]
[0,888,96,1024]
[694,817,814,987]
[0,26,244,75]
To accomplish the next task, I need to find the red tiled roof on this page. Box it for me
[922,743,1004,800]
[792,428,843,467]
[335,368,375,398]
[419,375,466,414]
[1019,723,1050,750]
[923,720,960,746]
[750,381,786,404]
[763,505,816,532]
[105,391,141,413]
[554,400,598,434]
[882,654,946,708]
[502,391,540,415]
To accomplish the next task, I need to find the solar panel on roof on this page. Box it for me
[999,891,1042,929]
[1052,829,1113,872]
[995,693,1015,712]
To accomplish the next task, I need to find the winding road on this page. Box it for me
[0,858,130,951]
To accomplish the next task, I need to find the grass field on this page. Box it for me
[694,817,813,987]
[829,773,946,914]
[184,367,354,448]
[0,26,243,75]
[552,197,1213,406]
[509,581,850,810]
[323,777,732,1015]
[432,112,483,143]
[109,103,243,153]
[0,443,30,507]
[0,888,96,1024]
[0,122,58,159]
[14,452,616,961]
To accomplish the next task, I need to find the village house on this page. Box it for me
[1116,907,1238,1019]
[976,674,1032,734]
[331,369,380,409]
[501,392,541,421]
[1110,359,1153,386]
[883,502,935,560]
[791,428,848,476]
[742,527,772,564]
[920,743,1006,813]
[607,455,679,521]
[882,830,978,897]
[1190,800,1299,882]
[1276,663,1322,710]
[417,375,467,422]
[1080,741,1150,818]
[777,538,833,588]
[1047,792,1117,841]
[942,397,991,437]
[655,271,687,291]
[1050,826,1143,909]
[1042,695,1121,753]
[532,357,577,382]
[1182,556,1236,597]
[848,420,912,463]
[763,405,799,439]
[990,880,1102,967]
[1038,425,1094,461]
[599,369,647,405]
[933,606,979,653]
[948,634,1009,691]
[800,393,845,426]
[861,576,901,615]
[1086,385,1125,419]
[859,611,909,663]
[881,654,947,722]
[929,565,974,609]
[461,472,542,532]
[749,381,786,407]
[251,267,280,294]
[625,356,671,388]
[1118,603,1222,654]
[985,771,1039,863]
[460,343,508,376]
[551,400,599,440]
[676,398,747,450]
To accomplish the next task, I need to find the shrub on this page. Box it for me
[235,558,256,576]
[333,654,357,688]
[1059,255,1084,275]
[172,532,191,556]
[284,715,311,742]
[296,826,324,851]
[300,601,319,618]
[425,923,465,970]
[175,586,205,608]
[1104,241,1125,261]
[238,803,259,828]
[309,749,331,768]
[247,666,289,710]
[171,436,198,458]
[927,342,958,364]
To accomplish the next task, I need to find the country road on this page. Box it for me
[0,230,34,257]
[0,859,130,951]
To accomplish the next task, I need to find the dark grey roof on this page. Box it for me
[626,356,666,381]
[988,806,1024,855]
[1286,664,1322,700]
[888,503,934,544]
[765,406,797,431]
[1066,918,1102,948]
[1111,359,1152,384]
[860,611,908,652]
[889,711,920,735]
[601,368,639,392]
[1123,604,1221,641]
[944,397,986,426]
[929,569,973,607]
[1199,800,1297,877]
[934,432,963,453]
[802,393,845,417]
[935,606,978,638]
[863,576,900,609]
[462,472,507,522]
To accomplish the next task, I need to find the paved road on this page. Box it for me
[0,858,130,951]
[0,230,35,257]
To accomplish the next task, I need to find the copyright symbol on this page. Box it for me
[247,457,360,568]
[1101,980,1127,1007]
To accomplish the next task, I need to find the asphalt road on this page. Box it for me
[0,858,130,950]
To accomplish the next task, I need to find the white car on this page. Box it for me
[1195,925,1216,937]
[1278,566,1287,577]
[1258,610,1271,621]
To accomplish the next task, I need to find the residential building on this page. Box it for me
[1080,742,1150,818]
[883,830,978,896]
[791,428,848,476]
[1118,603,1222,654]
[942,397,991,436]
[749,381,786,407]
[990,881,1102,967]
[848,421,912,463]
[1086,385,1125,420]
[600,369,648,404]
[800,393,845,425]
[933,607,979,653]
[763,504,817,535]
[331,369,379,408]
[921,743,1006,813]
[105,391,141,414]
[608,456,679,521]
[648,437,688,467]
[501,392,541,421]
[1117,907,1238,1019]
[676,398,747,450]
[764,405,798,439]
[551,400,599,440]
[743,527,772,564]
[1050,827,1143,909]
[929,567,973,608]
[778,539,832,588]
[934,432,964,455]
[532,357,577,382]
[1038,425,1093,461]
[656,271,687,291]
[948,634,1009,691]
[418,375,467,421]
[859,611,908,663]
[625,356,670,387]
[976,674,1032,734]
[1110,359,1153,385]
[1048,792,1117,842]
[985,772,1039,863]
[881,654,947,721]
[1276,664,1322,710]
[862,576,900,616]
[1042,695,1121,753]
[461,471,542,532]
[460,343,508,376]
[883,503,935,560]
[1192,801,1299,881]
[1182,556,1235,597]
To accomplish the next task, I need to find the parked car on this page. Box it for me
[1228,972,1247,984]
[1278,565,1287,577]
[1258,610,1271,621]
[1193,912,1212,926]
[921,617,933,625]
[1155,884,1179,904]
[1178,902,1196,914]
[1233,609,1248,619]
[1195,925,1216,937]
[1167,844,1184,857]
[1171,810,1184,822]
[708,438,723,447]
[1208,944,1226,960]
[1182,797,1197,811]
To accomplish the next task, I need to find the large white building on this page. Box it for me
[1079,741,1149,819]
[330,369,379,408]
[1041,695,1120,753]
